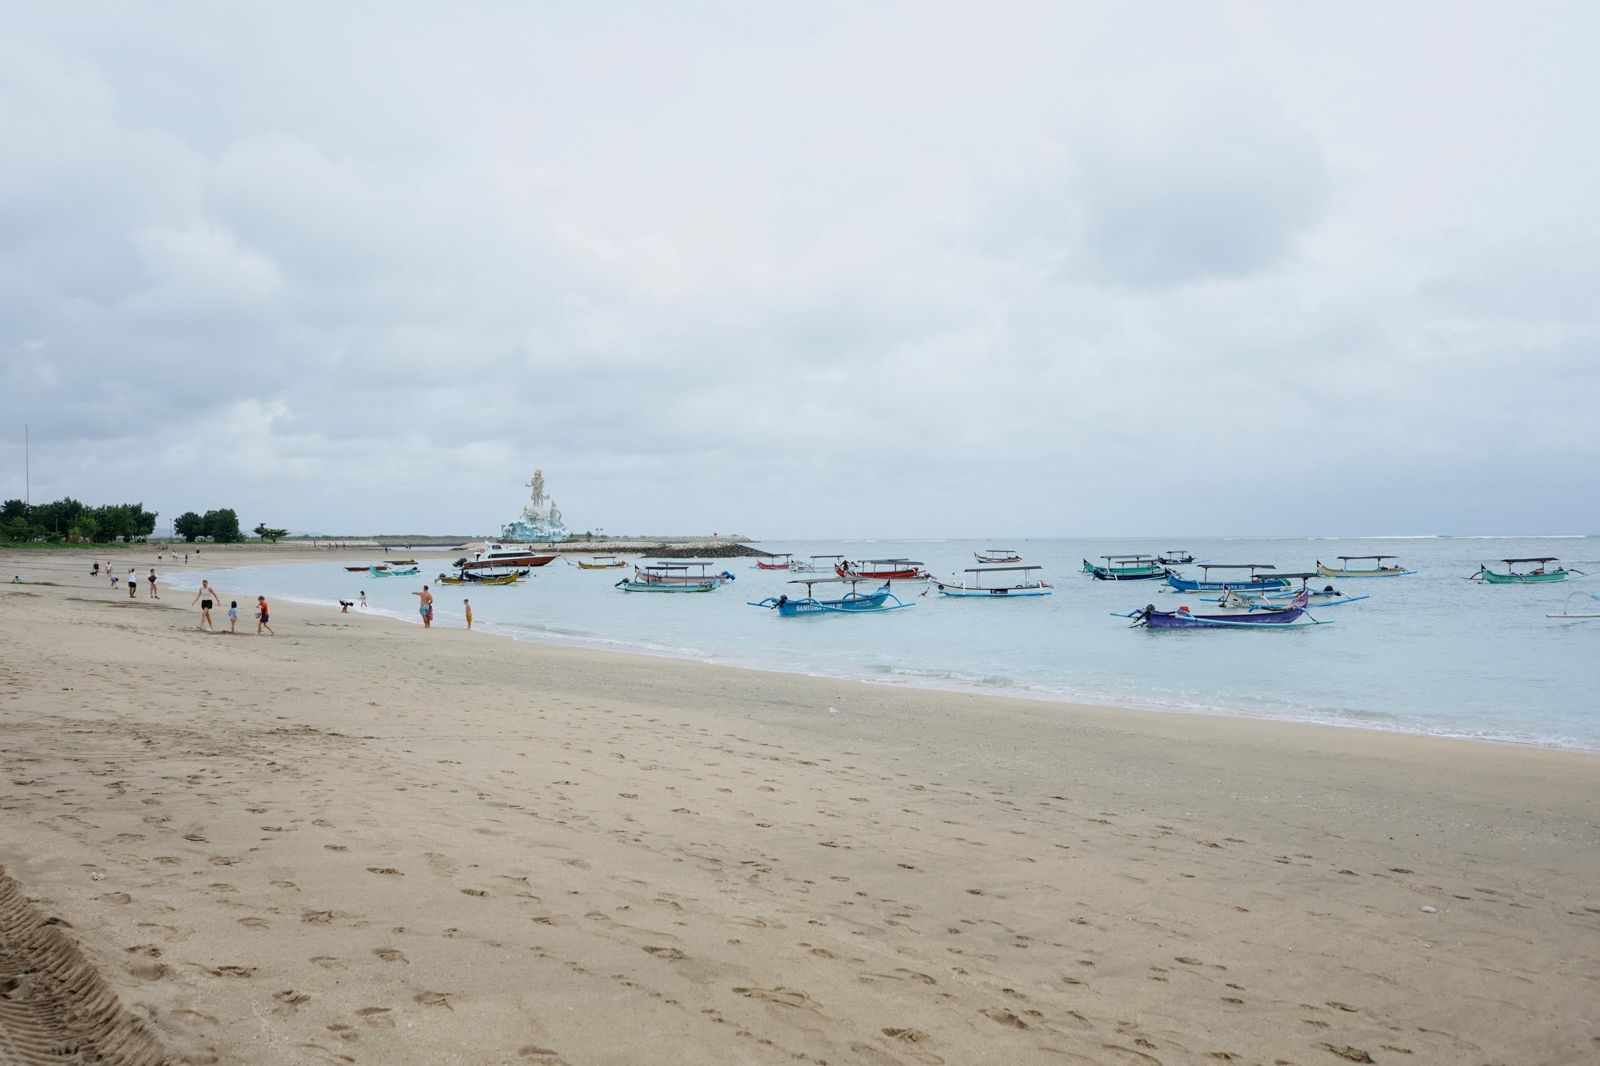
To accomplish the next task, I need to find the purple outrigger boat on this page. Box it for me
[1122,590,1332,630]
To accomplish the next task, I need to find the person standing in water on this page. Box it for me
[191,580,221,631]
[411,584,434,628]
[463,598,473,630]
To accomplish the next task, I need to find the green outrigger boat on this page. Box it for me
[1082,554,1170,581]
[1471,557,1576,584]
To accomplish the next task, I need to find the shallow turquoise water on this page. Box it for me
[170,536,1600,750]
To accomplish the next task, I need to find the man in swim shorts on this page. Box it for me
[411,584,434,629]
[256,595,274,636]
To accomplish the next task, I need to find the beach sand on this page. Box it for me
[2,548,1597,1065]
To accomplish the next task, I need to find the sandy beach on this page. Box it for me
[2,547,1597,1065]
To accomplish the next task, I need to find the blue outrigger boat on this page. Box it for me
[1219,572,1369,608]
[616,562,729,593]
[1164,563,1288,593]
[748,577,913,617]
[369,565,420,577]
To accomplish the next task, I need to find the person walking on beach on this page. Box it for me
[191,580,221,631]
[464,598,473,630]
[147,569,158,598]
[228,600,239,633]
[255,595,274,636]
[359,590,367,608]
[128,568,139,599]
[411,585,434,628]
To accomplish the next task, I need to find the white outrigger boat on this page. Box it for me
[1316,555,1415,578]
[932,565,1053,598]
[1208,572,1369,609]
[789,554,842,574]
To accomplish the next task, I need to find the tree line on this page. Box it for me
[2,498,158,543]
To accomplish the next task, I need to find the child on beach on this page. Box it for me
[128,569,138,599]
[359,591,367,608]
[464,598,473,630]
[147,569,158,598]
[256,595,274,636]
[228,601,238,633]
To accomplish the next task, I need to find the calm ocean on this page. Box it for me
[171,536,1600,750]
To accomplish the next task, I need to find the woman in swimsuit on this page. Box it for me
[191,580,220,631]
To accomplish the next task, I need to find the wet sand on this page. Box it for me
[2,549,1597,1065]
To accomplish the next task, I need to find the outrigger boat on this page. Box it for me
[932,565,1053,598]
[368,565,420,577]
[345,564,376,572]
[616,563,724,593]
[790,554,841,574]
[1082,555,1169,581]
[1119,590,1330,629]
[836,558,931,581]
[1470,558,1575,584]
[437,571,523,586]
[1548,591,1600,619]
[975,549,1023,564]
[747,577,913,617]
[1316,555,1415,578]
[1156,550,1195,565]
[631,561,736,586]
[1164,564,1288,593]
[1207,573,1369,609]
[577,556,628,570]
[755,553,794,571]
[385,558,417,566]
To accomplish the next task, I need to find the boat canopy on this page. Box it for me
[1102,554,1158,561]
[963,565,1044,573]
[1271,572,1322,580]
[1503,557,1558,564]
[643,561,717,571]
[1337,555,1399,561]
[764,553,794,560]
[861,558,925,565]
[810,554,844,560]
[982,548,1019,553]
[1199,563,1276,571]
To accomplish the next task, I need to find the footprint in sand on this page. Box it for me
[980,1007,1028,1029]
[643,945,687,960]
[356,1007,395,1028]
[367,867,403,876]
[732,986,820,1012]
[414,990,455,1010]
[372,947,408,964]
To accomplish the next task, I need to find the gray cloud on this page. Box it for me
[2,3,1597,537]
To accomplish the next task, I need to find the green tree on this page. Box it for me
[202,508,242,543]
[174,512,204,541]
[68,513,100,542]
[252,523,289,543]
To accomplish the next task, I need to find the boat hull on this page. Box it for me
[577,561,627,570]
[755,560,792,571]
[836,565,929,581]
[1479,568,1568,584]
[462,554,556,570]
[1133,606,1327,629]
[369,566,420,577]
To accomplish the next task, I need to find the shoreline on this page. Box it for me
[149,548,1600,754]
[2,549,1598,1063]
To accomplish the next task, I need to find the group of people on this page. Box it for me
[92,562,161,599]
[410,584,472,630]
[187,579,273,635]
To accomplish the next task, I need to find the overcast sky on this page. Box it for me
[4,2,1597,538]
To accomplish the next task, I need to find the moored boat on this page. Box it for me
[1156,550,1195,565]
[1082,555,1169,581]
[789,554,841,574]
[458,545,559,571]
[437,571,523,586]
[617,563,723,593]
[1316,555,1415,578]
[933,565,1053,598]
[1470,558,1575,584]
[836,558,931,581]
[755,553,794,571]
[747,578,913,617]
[1164,564,1288,593]
[577,556,628,570]
[975,549,1023,564]
[1120,590,1330,629]
[632,561,735,585]
[369,565,420,577]
[1221,573,1369,608]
